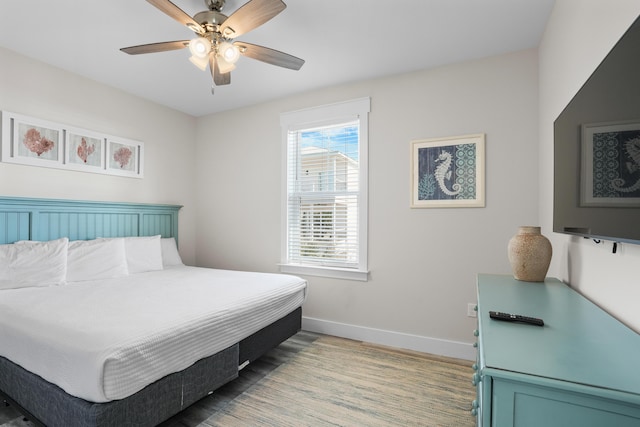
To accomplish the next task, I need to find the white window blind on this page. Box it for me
[280,98,369,281]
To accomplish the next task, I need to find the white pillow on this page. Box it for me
[0,238,69,290]
[123,235,163,273]
[161,237,183,267]
[67,238,129,282]
[0,245,9,281]
[0,245,15,289]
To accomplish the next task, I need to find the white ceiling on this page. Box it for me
[0,0,555,117]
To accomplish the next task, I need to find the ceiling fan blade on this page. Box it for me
[236,42,304,70]
[146,0,204,34]
[210,55,231,86]
[220,0,286,38]
[120,40,189,55]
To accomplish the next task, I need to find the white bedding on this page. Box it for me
[0,266,306,403]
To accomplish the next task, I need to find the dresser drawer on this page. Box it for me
[491,378,640,427]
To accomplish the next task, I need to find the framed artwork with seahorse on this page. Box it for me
[581,121,640,206]
[410,134,485,208]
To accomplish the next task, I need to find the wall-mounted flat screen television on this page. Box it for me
[554,15,640,244]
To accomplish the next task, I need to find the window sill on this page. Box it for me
[279,263,369,282]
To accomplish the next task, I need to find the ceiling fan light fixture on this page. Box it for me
[216,55,236,74]
[218,42,240,64]
[121,0,305,90]
[189,54,209,71]
[188,37,211,58]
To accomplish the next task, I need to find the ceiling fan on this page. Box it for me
[121,0,304,91]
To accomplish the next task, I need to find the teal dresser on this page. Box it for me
[474,274,640,427]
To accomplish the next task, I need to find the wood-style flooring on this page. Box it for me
[1,331,475,426]
[159,330,321,427]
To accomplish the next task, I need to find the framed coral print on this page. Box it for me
[65,127,105,172]
[581,121,640,206]
[107,137,144,178]
[1,111,63,168]
[410,133,485,208]
[1,110,144,178]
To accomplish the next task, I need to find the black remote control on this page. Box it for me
[489,311,544,326]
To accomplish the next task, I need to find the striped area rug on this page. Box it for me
[202,335,476,427]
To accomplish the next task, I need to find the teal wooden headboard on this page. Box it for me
[0,196,182,244]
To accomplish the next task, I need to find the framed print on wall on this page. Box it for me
[1,111,63,168]
[581,121,640,207]
[65,127,106,172]
[410,133,485,208]
[1,110,144,179]
[107,137,144,178]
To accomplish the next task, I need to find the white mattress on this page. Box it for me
[0,266,306,403]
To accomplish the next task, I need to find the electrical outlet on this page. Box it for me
[467,303,477,318]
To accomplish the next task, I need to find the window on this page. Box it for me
[280,98,370,281]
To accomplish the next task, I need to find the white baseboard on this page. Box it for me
[302,316,476,361]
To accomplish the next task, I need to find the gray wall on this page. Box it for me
[5,0,638,358]
[195,49,540,356]
[0,47,198,265]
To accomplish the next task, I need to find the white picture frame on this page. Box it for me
[1,111,63,168]
[1,110,143,179]
[65,126,106,172]
[106,137,144,178]
[410,133,485,208]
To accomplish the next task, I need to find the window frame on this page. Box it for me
[280,97,370,281]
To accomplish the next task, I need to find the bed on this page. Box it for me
[0,196,306,427]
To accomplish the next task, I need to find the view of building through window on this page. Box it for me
[288,122,360,266]
[282,97,369,279]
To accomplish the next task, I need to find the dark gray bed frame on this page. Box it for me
[0,196,302,427]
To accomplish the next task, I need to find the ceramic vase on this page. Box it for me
[507,226,552,282]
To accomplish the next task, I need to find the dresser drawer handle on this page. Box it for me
[472,373,480,386]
